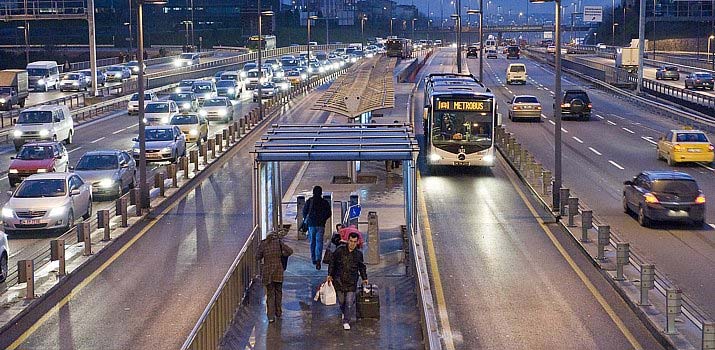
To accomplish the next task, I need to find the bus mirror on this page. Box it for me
[423,107,428,120]
[497,113,503,126]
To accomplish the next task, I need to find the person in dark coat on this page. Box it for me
[256,231,293,323]
[302,185,332,270]
[327,232,368,330]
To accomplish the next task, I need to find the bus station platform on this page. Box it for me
[219,158,424,350]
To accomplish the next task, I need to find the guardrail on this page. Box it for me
[636,76,715,115]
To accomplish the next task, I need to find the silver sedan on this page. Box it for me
[507,95,542,122]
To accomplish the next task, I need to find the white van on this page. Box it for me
[12,105,74,150]
[26,61,60,92]
[506,63,527,85]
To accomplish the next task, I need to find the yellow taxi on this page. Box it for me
[657,129,714,165]
[169,113,209,145]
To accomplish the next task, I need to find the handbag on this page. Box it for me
[322,246,333,264]
[279,240,289,271]
[299,199,314,233]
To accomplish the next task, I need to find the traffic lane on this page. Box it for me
[473,56,715,317]
[17,83,330,350]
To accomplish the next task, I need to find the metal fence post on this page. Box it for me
[50,239,66,276]
[639,264,655,306]
[559,188,570,216]
[597,225,610,260]
[118,195,129,227]
[581,210,592,242]
[203,142,211,164]
[168,164,178,188]
[666,288,682,335]
[98,209,111,241]
[78,221,92,255]
[222,129,229,148]
[18,260,34,299]
[155,172,165,197]
[131,188,142,216]
[215,133,223,154]
[367,211,380,265]
[190,149,199,172]
[567,197,579,227]
[542,170,552,195]
[615,242,629,281]
[181,156,190,179]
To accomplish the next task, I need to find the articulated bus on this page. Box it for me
[246,35,277,51]
[423,73,499,167]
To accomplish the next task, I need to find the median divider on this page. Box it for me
[0,66,347,349]
[493,125,713,350]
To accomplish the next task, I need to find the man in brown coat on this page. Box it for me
[256,231,293,323]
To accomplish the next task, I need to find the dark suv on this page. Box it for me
[559,89,592,120]
[466,46,479,58]
[623,171,706,227]
[506,46,520,59]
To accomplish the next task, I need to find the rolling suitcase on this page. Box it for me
[356,284,380,319]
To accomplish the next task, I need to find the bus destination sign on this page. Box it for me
[435,99,492,112]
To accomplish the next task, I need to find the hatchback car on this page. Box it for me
[127,92,159,115]
[191,81,217,102]
[623,171,706,227]
[8,142,69,187]
[59,73,89,92]
[124,60,146,75]
[559,89,592,120]
[657,130,714,165]
[684,72,714,90]
[169,92,199,113]
[655,66,679,80]
[485,49,498,59]
[144,101,179,125]
[175,79,196,93]
[199,97,234,123]
[173,53,200,67]
[170,113,209,145]
[507,95,542,122]
[78,69,106,87]
[466,46,479,58]
[2,173,93,234]
[105,66,131,81]
[131,125,186,163]
[252,82,277,102]
[216,79,240,99]
[286,70,306,86]
[72,150,136,199]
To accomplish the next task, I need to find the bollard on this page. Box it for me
[222,129,229,148]
[512,143,521,164]
[597,225,610,260]
[78,221,92,255]
[118,195,129,227]
[98,209,111,241]
[190,149,199,172]
[615,242,630,281]
[542,170,552,195]
[639,264,655,306]
[559,188,570,216]
[181,156,189,179]
[567,197,579,227]
[155,172,165,197]
[132,188,142,216]
[232,121,239,140]
[296,195,306,240]
[519,149,528,172]
[18,260,34,299]
[581,210,593,242]
[201,143,209,165]
[239,117,245,134]
[665,288,682,335]
[215,133,222,154]
[50,239,66,276]
[366,211,380,265]
[703,322,715,350]
[168,164,178,188]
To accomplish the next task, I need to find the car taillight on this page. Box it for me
[561,103,568,108]
[587,103,592,108]
[708,144,714,152]
[536,106,542,110]
[695,195,706,204]
[644,193,659,204]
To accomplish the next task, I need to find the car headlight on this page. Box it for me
[99,178,114,188]
[161,116,169,124]
[49,206,67,217]
[132,67,139,72]
[182,102,191,109]
[218,109,227,116]
[73,82,79,86]
[13,130,22,138]
[429,153,442,162]
[199,110,207,116]
[173,60,182,67]
[9,169,18,174]
[39,129,50,137]
[0,98,6,104]
[175,87,182,93]
[36,169,48,173]
[189,129,198,136]
[308,67,314,73]
[301,74,307,79]
[161,147,172,153]
[2,208,14,219]
[132,148,139,154]
[38,79,46,85]
[115,73,122,77]
[227,88,235,94]
[142,118,148,124]
[240,71,247,78]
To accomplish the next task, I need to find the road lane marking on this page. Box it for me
[641,136,657,145]
[561,128,569,133]
[499,156,644,350]
[68,147,83,154]
[90,137,106,144]
[589,147,602,156]
[541,114,549,119]
[606,120,616,126]
[609,160,625,170]
[112,129,124,135]
[698,162,715,171]
[622,128,634,134]
[417,172,456,350]
[548,120,556,125]
[596,114,605,120]
[572,136,584,143]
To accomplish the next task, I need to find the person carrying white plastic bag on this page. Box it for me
[314,280,337,305]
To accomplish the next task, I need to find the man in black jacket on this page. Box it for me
[302,185,332,270]
[327,232,368,330]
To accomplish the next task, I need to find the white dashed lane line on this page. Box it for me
[68,146,83,154]
[548,120,556,126]
[90,137,106,144]
[112,129,124,135]
[596,114,605,120]
[641,136,657,145]
[606,120,616,126]
[561,128,569,133]
[589,147,602,156]
[572,136,584,143]
[609,160,625,170]
[622,127,635,134]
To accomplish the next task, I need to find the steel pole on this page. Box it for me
[612,0,615,45]
[637,0,645,94]
[553,0,563,210]
[456,0,462,73]
[479,0,483,82]
[190,0,195,48]
[257,0,263,122]
[128,0,133,55]
[87,0,98,96]
[24,22,29,65]
[307,17,311,63]
[137,2,149,209]
[652,0,656,56]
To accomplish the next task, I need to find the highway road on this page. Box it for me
[415,49,664,349]
[5,76,334,349]
[467,50,715,318]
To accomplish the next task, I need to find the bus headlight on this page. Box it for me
[483,155,495,163]
[429,153,442,162]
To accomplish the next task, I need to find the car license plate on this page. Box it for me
[687,148,702,153]
[667,210,689,217]
[20,219,41,225]
[453,161,470,166]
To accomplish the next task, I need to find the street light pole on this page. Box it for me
[390,17,395,36]
[467,8,483,81]
[128,0,133,55]
[361,15,367,50]
[23,24,29,65]
[708,35,715,70]
[637,0,645,94]
[308,15,317,62]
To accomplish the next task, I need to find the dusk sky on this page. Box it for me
[395,0,616,17]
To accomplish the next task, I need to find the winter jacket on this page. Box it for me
[303,196,332,227]
[256,233,293,284]
[328,245,367,292]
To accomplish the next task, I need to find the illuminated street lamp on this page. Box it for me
[450,13,462,73]
[390,17,396,36]
[17,24,29,65]
[256,8,275,125]
[136,0,169,210]
[181,20,193,50]
[411,18,417,40]
[467,9,483,82]
[360,15,368,49]
[709,35,715,70]
[529,0,563,211]
[307,15,318,65]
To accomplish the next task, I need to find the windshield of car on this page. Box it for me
[694,73,713,79]
[0,87,11,94]
[130,93,153,101]
[75,154,118,170]
[664,66,678,71]
[14,179,66,198]
[192,84,212,92]
[126,61,139,66]
[220,74,238,81]
[17,145,53,160]
[107,66,124,72]
[179,80,194,87]
[17,111,52,124]
[243,63,257,71]
[170,93,193,101]
[247,71,260,78]
[281,59,295,66]
[26,68,49,76]
[509,65,525,72]
[508,47,520,52]
[145,103,169,113]
[171,115,199,125]
[62,74,81,80]
[272,77,287,83]
[202,99,226,107]
[261,82,276,89]
[514,96,539,104]
[676,132,709,142]
[145,128,174,141]
[216,80,235,87]
[180,53,196,60]
[651,179,699,194]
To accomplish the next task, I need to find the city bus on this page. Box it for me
[423,73,498,167]
[246,35,277,51]
[386,38,413,58]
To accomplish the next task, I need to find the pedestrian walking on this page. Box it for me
[256,231,293,323]
[323,224,344,266]
[302,185,332,270]
[327,232,368,330]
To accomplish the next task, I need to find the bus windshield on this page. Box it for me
[431,111,493,152]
